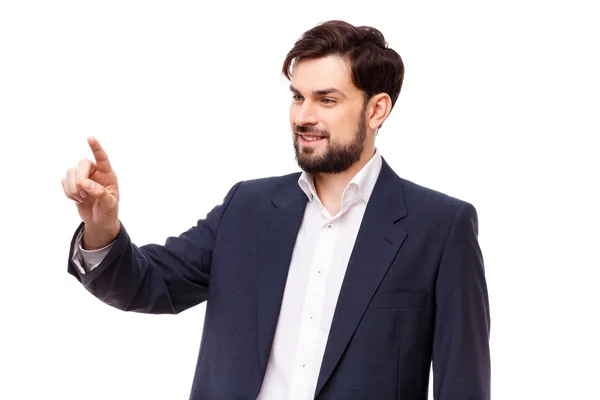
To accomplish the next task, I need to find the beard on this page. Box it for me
[293,111,367,174]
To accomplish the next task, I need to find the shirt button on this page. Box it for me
[327,224,333,229]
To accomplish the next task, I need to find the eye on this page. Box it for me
[292,95,304,102]
[321,98,337,105]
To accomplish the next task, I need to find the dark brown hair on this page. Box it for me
[282,20,404,109]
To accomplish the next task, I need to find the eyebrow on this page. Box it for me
[289,85,346,98]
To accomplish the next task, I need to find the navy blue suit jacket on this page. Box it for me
[68,158,491,399]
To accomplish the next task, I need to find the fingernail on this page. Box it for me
[83,180,94,190]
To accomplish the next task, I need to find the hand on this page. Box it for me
[62,137,120,248]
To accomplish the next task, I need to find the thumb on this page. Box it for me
[82,179,118,211]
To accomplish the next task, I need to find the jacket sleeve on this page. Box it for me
[432,202,491,399]
[66,181,243,315]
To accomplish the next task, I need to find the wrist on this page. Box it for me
[82,221,120,250]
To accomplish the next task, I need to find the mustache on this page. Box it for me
[295,125,330,138]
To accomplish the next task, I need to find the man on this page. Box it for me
[63,20,490,400]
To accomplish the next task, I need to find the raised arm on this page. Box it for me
[63,137,241,314]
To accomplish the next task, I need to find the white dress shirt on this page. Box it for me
[256,149,381,400]
[71,230,113,274]
[73,149,383,400]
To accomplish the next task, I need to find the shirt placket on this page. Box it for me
[288,216,339,400]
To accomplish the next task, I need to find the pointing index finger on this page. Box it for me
[87,136,113,172]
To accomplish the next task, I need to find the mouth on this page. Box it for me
[297,133,326,146]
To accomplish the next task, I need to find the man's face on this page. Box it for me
[289,55,368,174]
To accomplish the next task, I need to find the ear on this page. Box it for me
[367,93,392,130]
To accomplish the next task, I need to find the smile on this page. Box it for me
[300,135,323,141]
[298,134,326,146]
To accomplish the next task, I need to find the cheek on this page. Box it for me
[289,109,297,129]
[335,111,362,138]
[330,123,353,142]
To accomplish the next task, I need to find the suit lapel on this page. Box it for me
[315,160,408,397]
[256,179,307,376]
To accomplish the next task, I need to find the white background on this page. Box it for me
[1,1,598,399]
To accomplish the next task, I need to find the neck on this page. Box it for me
[313,148,375,215]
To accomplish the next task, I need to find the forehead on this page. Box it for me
[291,55,356,94]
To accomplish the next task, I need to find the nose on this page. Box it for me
[293,101,318,127]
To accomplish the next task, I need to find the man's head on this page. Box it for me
[282,20,404,174]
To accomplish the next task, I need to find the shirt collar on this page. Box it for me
[297,148,383,208]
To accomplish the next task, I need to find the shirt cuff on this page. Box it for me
[71,228,115,274]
